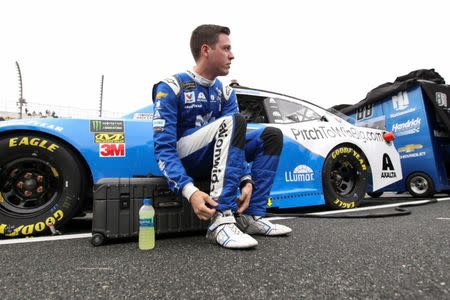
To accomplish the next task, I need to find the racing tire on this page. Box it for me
[367,191,383,198]
[406,172,435,198]
[322,145,369,209]
[0,133,85,237]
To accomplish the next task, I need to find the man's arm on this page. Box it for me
[153,79,217,219]
[153,79,197,199]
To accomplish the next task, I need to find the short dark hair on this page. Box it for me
[190,24,230,61]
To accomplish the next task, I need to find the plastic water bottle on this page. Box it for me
[139,198,155,250]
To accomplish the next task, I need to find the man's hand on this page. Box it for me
[190,190,218,220]
[236,182,253,214]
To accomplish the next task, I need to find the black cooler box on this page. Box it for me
[91,177,208,246]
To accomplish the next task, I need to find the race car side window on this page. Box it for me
[236,94,268,123]
[264,98,321,124]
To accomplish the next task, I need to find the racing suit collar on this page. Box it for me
[187,70,216,87]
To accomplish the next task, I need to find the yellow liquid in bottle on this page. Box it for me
[139,203,155,250]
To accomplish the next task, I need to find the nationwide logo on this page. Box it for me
[389,108,416,118]
[398,144,423,153]
[381,153,396,178]
[94,133,125,144]
[389,91,417,117]
[184,91,195,104]
[285,164,314,182]
[392,91,410,111]
[210,121,228,197]
[90,120,124,132]
[391,118,421,136]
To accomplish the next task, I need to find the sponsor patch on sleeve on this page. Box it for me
[153,119,166,132]
[155,92,168,100]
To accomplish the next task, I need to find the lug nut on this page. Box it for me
[24,191,32,197]
[24,173,33,179]
[16,181,24,189]
[37,176,43,183]
[37,186,43,193]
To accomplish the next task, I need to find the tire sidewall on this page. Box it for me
[406,172,435,198]
[322,145,368,209]
[0,133,82,237]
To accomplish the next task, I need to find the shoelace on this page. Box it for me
[228,223,244,236]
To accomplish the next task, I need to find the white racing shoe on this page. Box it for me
[206,210,258,249]
[235,214,292,236]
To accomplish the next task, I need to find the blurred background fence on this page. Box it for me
[0,99,123,120]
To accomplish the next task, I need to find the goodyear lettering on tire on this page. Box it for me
[331,146,367,171]
[0,209,64,237]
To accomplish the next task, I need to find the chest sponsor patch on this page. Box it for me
[184,91,195,104]
[181,81,196,90]
[198,92,207,101]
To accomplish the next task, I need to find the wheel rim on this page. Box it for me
[329,157,358,196]
[0,157,61,216]
[409,176,429,195]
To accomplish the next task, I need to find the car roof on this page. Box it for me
[232,84,328,112]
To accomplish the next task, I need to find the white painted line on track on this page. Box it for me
[268,197,450,221]
[1,197,449,244]
[436,218,450,220]
[0,233,92,245]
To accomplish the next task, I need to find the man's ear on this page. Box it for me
[200,44,210,58]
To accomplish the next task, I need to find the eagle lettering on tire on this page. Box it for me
[322,145,369,209]
[0,134,85,237]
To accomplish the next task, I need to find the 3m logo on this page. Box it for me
[99,143,125,157]
[94,133,125,143]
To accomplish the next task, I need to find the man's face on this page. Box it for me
[208,33,234,76]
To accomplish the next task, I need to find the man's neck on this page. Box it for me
[193,65,217,81]
[188,69,216,87]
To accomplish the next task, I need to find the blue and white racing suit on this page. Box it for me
[152,70,282,216]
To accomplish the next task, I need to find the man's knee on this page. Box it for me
[231,113,246,149]
[261,127,283,155]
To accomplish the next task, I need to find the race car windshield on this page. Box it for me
[326,107,356,123]
[264,97,321,124]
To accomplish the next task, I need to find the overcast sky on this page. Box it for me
[1,0,449,115]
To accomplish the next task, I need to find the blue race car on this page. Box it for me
[0,84,402,237]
